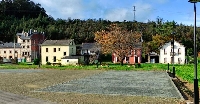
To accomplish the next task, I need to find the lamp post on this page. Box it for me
[188,0,200,104]
[171,32,175,78]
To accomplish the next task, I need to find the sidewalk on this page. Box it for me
[0,90,56,104]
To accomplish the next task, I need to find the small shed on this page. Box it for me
[147,52,159,63]
[61,56,84,65]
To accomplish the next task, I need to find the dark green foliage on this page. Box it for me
[33,58,40,65]
[101,54,112,62]
[0,0,199,58]
[46,62,51,65]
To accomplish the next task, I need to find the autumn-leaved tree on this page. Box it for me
[94,24,142,65]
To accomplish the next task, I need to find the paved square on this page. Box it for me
[37,71,182,99]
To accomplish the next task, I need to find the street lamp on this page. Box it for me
[171,32,175,78]
[188,0,200,104]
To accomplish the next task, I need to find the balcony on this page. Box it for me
[170,52,176,56]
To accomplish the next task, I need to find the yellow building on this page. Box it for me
[40,39,76,65]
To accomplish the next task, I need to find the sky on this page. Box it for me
[31,0,200,26]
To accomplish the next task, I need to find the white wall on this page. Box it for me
[61,59,78,65]
[0,48,21,59]
[159,41,185,64]
[17,33,32,62]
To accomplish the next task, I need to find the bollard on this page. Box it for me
[168,63,169,72]
[172,67,175,78]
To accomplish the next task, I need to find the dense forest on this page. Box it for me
[0,0,200,57]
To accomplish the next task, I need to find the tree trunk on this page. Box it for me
[120,59,124,66]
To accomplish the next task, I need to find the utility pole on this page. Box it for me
[133,6,136,21]
[14,37,15,59]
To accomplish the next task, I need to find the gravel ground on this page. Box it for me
[36,71,182,99]
[0,69,185,104]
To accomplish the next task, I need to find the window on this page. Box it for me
[46,56,48,62]
[67,60,69,62]
[178,58,181,63]
[72,48,73,53]
[28,52,29,56]
[23,46,25,48]
[25,52,27,55]
[164,58,167,63]
[164,49,167,55]
[15,51,17,53]
[58,48,60,51]
[23,40,25,42]
[22,52,24,56]
[4,51,6,53]
[64,52,66,56]
[53,56,56,62]
[178,48,181,54]
[27,45,29,48]
[27,40,29,42]
[9,51,12,54]
[46,48,48,52]
[54,48,56,52]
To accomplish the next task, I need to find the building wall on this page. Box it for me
[17,33,32,62]
[0,48,21,59]
[31,33,45,60]
[41,45,76,65]
[61,59,78,65]
[159,41,185,64]
[81,49,95,55]
[112,48,142,64]
[17,32,45,62]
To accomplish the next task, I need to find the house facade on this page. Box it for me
[159,40,185,64]
[81,43,101,55]
[16,30,45,62]
[0,42,21,62]
[40,39,76,65]
[112,42,142,64]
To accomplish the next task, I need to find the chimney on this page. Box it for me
[29,29,32,35]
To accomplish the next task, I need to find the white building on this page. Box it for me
[0,42,21,62]
[159,40,185,64]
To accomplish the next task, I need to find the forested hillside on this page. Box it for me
[0,0,199,56]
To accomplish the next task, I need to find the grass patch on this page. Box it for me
[0,62,199,86]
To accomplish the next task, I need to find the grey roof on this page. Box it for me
[16,33,31,40]
[159,40,184,49]
[16,32,44,40]
[148,51,159,56]
[133,42,142,48]
[81,43,101,51]
[0,42,21,48]
[41,39,74,46]
[61,56,82,59]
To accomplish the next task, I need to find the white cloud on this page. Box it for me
[105,8,130,21]
[32,0,154,22]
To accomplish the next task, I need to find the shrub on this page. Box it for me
[46,62,51,65]
[33,58,40,65]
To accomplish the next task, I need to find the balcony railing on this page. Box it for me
[170,52,176,56]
